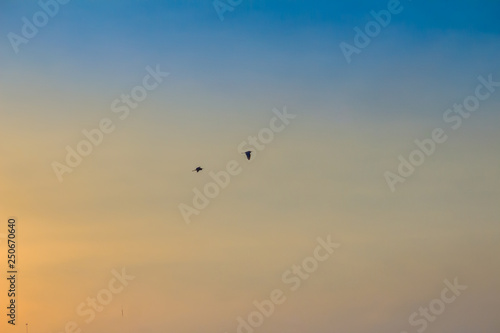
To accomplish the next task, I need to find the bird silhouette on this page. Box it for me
[242,151,252,160]
[193,167,203,172]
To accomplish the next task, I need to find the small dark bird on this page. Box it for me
[242,151,252,160]
[193,167,203,172]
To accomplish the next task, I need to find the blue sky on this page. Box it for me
[2,0,499,121]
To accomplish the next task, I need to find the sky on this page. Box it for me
[0,0,499,332]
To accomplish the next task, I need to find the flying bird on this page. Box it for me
[242,151,252,160]
[192,167,203,173]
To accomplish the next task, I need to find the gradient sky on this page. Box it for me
[1,1,499,332]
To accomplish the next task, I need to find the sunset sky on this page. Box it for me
[1,1,499,332]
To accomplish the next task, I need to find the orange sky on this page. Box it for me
[1,1,500,332]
